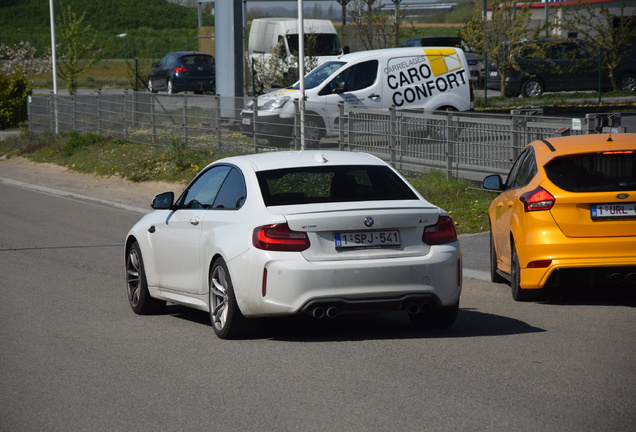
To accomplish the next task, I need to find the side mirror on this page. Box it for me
[333,81,347,94]
[483,175,504,191]
[151,192,175,210]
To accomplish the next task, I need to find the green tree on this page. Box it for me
[558,0,636,91]
[56,4,100,94]
[461,0,542,95]
[347,0,407,50]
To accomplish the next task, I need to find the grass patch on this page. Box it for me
[0,132,494,234]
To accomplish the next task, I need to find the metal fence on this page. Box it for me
[28,91,618,182]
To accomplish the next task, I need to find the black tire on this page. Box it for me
[167,79,175,94]
[148,79,157,93]
[618,73,636,92]
[522,78,544,97]
[209,257,247,339]
[303,114,324,147]
[266,135,292,147]
[126,242,165,314]
[511,242,540,302]
[410,301,459,330]
[490,231,507,284]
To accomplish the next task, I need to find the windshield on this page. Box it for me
[292,61,345,90]
[286,33,342,56]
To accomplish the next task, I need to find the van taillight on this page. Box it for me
[253,223,310,251]
[423,215,457,245]
[520,187,555,212]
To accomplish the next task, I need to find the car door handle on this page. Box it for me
[190,217,200,226]
[368,93,380,100]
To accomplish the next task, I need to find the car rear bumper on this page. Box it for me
[172,76,215,92]
[230,244,462,317]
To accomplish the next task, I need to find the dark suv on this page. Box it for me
[487,39,636,97]
[401,36,484,87]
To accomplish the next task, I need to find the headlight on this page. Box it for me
[261,96,290,110]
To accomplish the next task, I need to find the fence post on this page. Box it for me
[215,94,222,152]
[338,101,345,151]
[293,99,300,150]
[123,91,128,140]
[389,106,397,168]
[445,111,456,179]
[150,94,156,145]
[96,89,102,136]
[183,94,188,147]
[252,97,258,153]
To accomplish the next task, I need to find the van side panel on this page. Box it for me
[383,48,471,111]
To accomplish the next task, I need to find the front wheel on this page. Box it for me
[126,242,165,314]
[209,257,247,339]
[148,79,157,93]
[522,78,544,97]
[167,79,175,94]
[618,73,636,92]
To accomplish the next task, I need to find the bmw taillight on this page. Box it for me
[174,66,187,74]
[253,223,310,252]
[520,187,555,212]
[423,215,457,245]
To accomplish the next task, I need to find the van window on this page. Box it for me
[293,61,345,90]
[319,60,379,95]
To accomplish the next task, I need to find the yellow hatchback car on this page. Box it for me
[483,133,636,301]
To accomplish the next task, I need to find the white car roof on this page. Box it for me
[215,151,386,172]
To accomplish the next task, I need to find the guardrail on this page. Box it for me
[27,91,619,182]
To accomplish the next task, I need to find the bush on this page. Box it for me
[0,71,29,129]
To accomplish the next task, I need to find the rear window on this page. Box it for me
[257,165,418,206]
[545,152,636,192]
[180,55,214,66]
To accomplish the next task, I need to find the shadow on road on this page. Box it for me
[163,306,546,342]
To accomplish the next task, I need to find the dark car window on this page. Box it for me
[545,152,636,192]
[506,148,536,189]
[257,165,418,206]
[180,54,214,66]
[319,60,379,95]
[212,168,247,209]
[181,165,232,209]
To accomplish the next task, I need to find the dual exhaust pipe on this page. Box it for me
[311,306,339,319]
[608,272,636,284]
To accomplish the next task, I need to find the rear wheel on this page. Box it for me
[209,257,247,339]
[511,242,541,302]
[490,231,507,283]
[126,242,165,314]
[522,78,544,97]
[410,301,459,330]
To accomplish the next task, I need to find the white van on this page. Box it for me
[241,47,473,146]
[248,18,343,69]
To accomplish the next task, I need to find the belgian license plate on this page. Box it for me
[241,117,251,125]
[334,231,400,248]
[591,203,636,218]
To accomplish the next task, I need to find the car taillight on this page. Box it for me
[520,187,555,212]
[253,223,310,252]
[174,66,187,74]
[422,215,457,245]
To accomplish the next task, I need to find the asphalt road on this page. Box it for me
[0,180,634,431]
